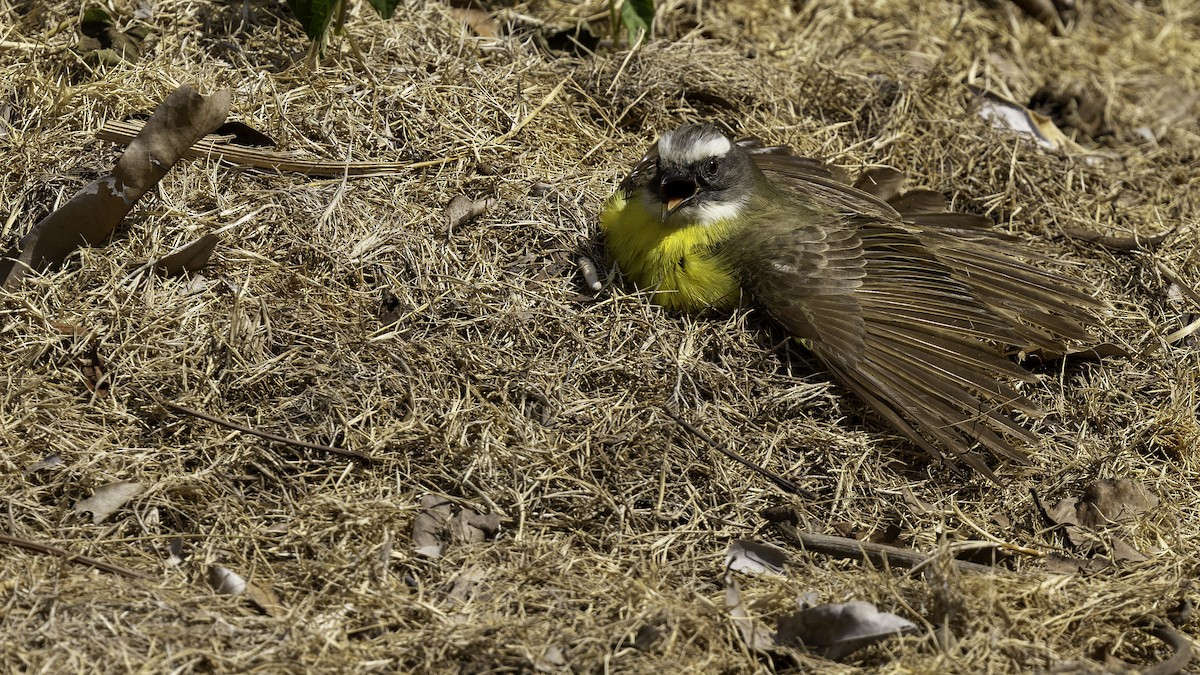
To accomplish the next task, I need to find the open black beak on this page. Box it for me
[659,170,699,218]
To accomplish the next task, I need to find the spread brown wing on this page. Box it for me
[728,202,869,368]
[731,148,1102,480]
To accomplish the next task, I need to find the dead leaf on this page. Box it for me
[445,195,496,234]
[1,85,231,289]
[79,6,144,65]
[726,539,789,576]
[450,510,501,545]
[412,495,499,558]
[1107,538,1148,563]
[79,341,109,395]
[413,495,453,558]
[451,6,500,39]
[446,564,488,604]
[207,564,284,615]
[775,601,918,660]
[208,565,246,594]
[24,454,63,474]
[972,86,1073,151]
[378,289,405,327]
[1038,479,1158,563]
[244,580,285,617]
[1029,83,1111,141]
[1080,479,1159,524]
[725,575,775,653]
[211,121,276,148]
[74,480,143,524]
[154,233,220,276]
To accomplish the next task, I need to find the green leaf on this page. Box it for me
[286,0,337,41]
[365,0,402,20]
[619,0,655,45]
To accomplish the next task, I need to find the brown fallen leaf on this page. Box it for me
[451,6,501,39]
[208,565,246,594]
[79,341,109,395]
[0,85,231,289]
[776,601,918,660]
[154,233,220,276]
[1080,478,1160,524]
[413,495,454,558]
[207,565,285,616]
[449,509,501,545]
[412,494,501,558]
[971,85,1075,152]
[725,539,789,576]
[1037,479,1158,563]
[725,575,775,653]
[74,480,143,524]
[445,194,496,235]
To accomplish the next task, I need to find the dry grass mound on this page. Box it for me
[1,0,1198,671]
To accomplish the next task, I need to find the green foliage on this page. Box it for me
[286,0,338,41]
[285,0,401,44]
[618,0,655,45]
[364,0,402,21]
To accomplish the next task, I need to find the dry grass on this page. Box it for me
[2,0,1199,671]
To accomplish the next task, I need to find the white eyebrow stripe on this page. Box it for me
[658,132,731,164]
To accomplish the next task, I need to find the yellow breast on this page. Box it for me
[599,191,741,312]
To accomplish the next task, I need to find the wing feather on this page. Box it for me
[727,147,1103,479]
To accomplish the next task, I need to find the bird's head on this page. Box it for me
[643,124,756,226]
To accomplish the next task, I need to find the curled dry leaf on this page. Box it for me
[724,575,775,653]
[1081,478,1159,524]
[972,86,1073,151]
[208,565,285,616]
[413,495,454,558]
[154,233,220,276]
[208,565,247,595]
[412,495,501,558]
[74,480,143,524]
[725,539,789,577]
[450,510,501,545]
[1040,479,1158,563]
[775,601,919,661]
[445,194,496,234]
[0,85,231,289]
[25,454,63,474]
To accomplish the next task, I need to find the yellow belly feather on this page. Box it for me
[599,192,741,312]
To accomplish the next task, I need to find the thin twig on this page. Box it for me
[661,406,814,498]
[0,533,152,580]
[1140,621,1192,675]
[773,523,1004,575]
[158,400,372,462]
[96,120,458,176]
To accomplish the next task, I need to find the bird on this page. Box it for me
[599,123,1104,482]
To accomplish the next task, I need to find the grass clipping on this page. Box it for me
[1,0,1199,672]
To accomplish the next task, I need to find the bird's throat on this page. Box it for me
[600,191,742,312]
